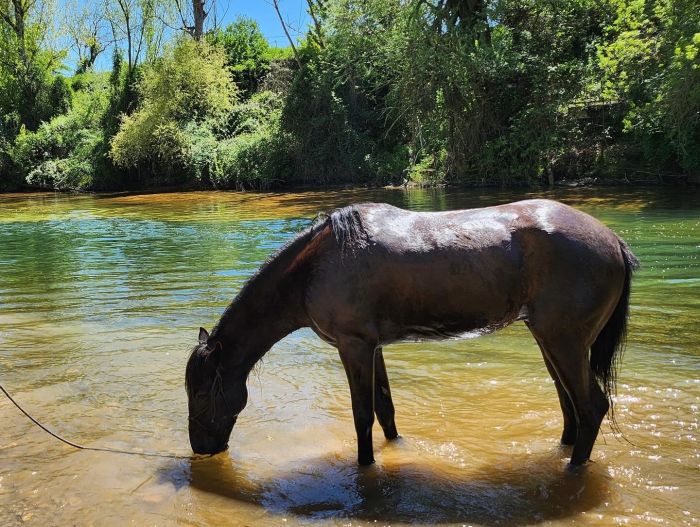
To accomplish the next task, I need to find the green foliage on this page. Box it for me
[11,71,110,190]
[199,91,288,189]
[264,46,295,62]
[48,75,72,117]
[139,38,235,124]
[406,153,445,187]
[180,122,219,183]
[0,3,66,132]
[596,0,700,174]
[228,90,283,135]
[366,144,410,185]
[110,38,236,183]
[0,136,20,190]
[1,0,697,191]
[109,38,285,190]
[208,17,270,97]
[214,130,281,189]
[280,44,371,185]
[25,157,95,190]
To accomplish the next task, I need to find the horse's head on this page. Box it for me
[185,327,248,455]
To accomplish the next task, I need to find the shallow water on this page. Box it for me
[0,187,698,526]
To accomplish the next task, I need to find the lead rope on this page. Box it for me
[0,382,194,460]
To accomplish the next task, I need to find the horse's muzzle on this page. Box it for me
[188,417,236,455]
[189,432,230,455]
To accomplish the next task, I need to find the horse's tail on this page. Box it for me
[590,239,640,423]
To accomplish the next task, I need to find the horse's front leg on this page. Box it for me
[337,335,376,465]
[374,347,399,440]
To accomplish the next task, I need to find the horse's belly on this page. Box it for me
[387,323,504,344]
[377,308,519,345]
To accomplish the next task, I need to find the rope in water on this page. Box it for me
[0,382,193,460]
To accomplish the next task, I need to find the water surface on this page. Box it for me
[1,187,698,526]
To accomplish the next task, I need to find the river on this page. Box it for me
[0,187,698,526]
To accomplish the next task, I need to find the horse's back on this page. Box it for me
[306,200,627,345]
[347,199,621,259]
[357,202,519,252]
[311,202,525,343]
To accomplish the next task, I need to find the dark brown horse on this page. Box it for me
[186,199,639,466]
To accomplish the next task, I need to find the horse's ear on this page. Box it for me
[198,327,210,344]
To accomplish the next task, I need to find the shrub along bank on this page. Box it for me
[1,1,698,192]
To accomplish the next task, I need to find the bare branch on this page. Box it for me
[272,0,300,67]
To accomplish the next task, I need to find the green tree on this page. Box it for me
[208,17,271,97]
[597,0,699,176]
[0,0,66,131]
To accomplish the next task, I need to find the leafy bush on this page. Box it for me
[406,152,446,187]
[227,90,283,135]
[110,38,236,184]
[281,46,370,185]
[47,76,72,117]
[11,72,109,190]
[0,136,21,190]
[181,123,219,184]
[214,92,289,189]
[15,120,102,190]
[214,132,277,189]
[365,144,410,185]
[596,0,700,175]
[25,157,94,190]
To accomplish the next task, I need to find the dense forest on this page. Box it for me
[0,0,698,191]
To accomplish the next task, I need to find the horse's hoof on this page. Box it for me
[358,456,375,466]
[558,439,575,449]
[565,461,588,474]
[384,430,400,441]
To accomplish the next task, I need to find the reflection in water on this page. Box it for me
[1,186,699,526]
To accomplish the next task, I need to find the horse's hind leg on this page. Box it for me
[531,336,578,445]
[545,356,578,446]
[337,335,377,465]
[374,348,399,440]
[534,334,609,465]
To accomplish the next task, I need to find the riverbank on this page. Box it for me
[3,172,699,198]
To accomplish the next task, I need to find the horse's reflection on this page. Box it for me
[158,446,610,526]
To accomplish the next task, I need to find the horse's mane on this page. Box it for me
[216,204,367,327]
[329,205,368,254]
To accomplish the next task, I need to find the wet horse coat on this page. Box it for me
[186,199,639,466]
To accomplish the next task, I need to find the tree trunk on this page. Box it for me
[193,0,206,40]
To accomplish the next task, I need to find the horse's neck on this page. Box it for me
[226,314,298,371]
[213,246,309,370]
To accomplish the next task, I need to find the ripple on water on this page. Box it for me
[1,187,699,526]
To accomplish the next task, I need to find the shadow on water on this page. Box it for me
[157,446,611,525]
